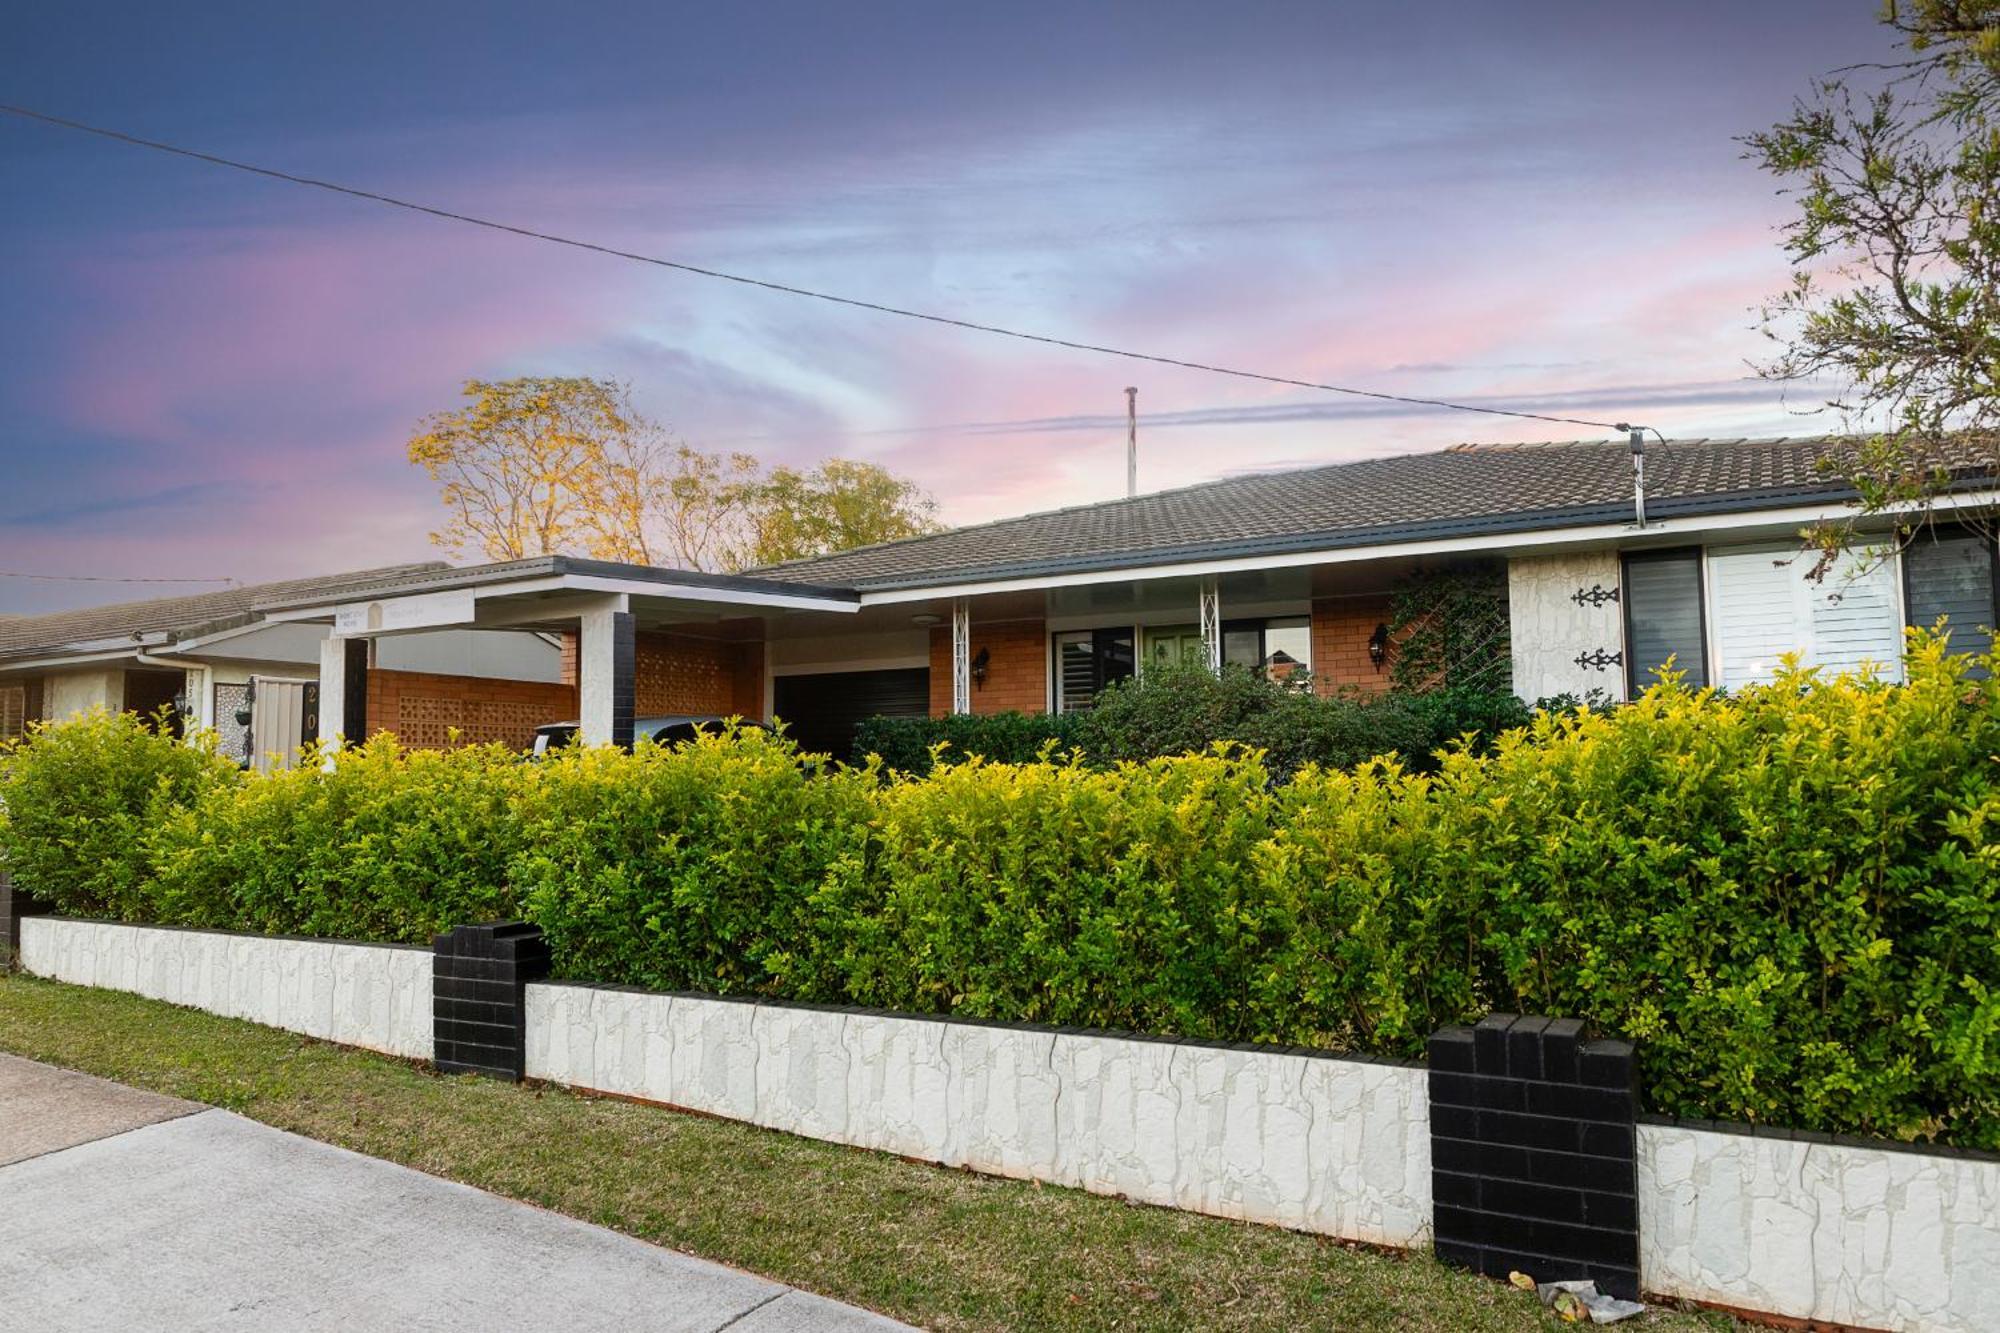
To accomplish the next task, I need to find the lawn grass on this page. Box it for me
[0,972,1738,1332]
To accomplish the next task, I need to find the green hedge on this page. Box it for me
[851,662,1537,777]
[2,641,1995,1148]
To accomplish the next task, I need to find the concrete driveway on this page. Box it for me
[0,1054,914,1332]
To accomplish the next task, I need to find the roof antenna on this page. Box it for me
[1617,422,1646,527]
[1125,386,1139,498]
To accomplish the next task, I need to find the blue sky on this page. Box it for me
[1,2,1891,612]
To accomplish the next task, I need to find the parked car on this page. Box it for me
[529,715,760,757]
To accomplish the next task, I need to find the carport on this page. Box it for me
[257,557,861,750]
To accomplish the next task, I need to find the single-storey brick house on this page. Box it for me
[10,434,1997,758]
[248,433,1998,756]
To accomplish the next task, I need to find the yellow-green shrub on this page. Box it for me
[1,639,1993,1146]
[147,734,529,941]
[0,709,238,919]
[844,749,1286,1035]
[510,726,878,996]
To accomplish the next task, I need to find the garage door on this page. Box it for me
[773,668,929,759]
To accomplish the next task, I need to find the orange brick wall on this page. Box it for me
[366,668,578,751]
[635,632,764,718]
[558,631,579,687]
[1311,596,1394,695]
[928,619,1047,715]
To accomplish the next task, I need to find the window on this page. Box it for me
[0,685,24,742]
[1059,616,1312,708]
[1224,616,1311,685]
[1904,528,1996,672]
[1707,541,1904,689]
[1143,625,1204,666]
[1622,549,1707,694]
[1054,627,1135,712]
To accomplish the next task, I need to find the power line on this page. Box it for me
[0,571,238,586]
[1,103,1643,435]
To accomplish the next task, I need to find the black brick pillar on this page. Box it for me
[0,870,49,967]
[432,922,550,1080]
[609,610,635,751]
[342,637,369,741]
[1428,1014,1640,1300]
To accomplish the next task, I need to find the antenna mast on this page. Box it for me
[1125,386,1138,498]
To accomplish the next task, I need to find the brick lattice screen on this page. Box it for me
[365,669,577,751]
[634,632,761,717]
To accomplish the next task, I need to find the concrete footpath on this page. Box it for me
[0,1053,914,1332]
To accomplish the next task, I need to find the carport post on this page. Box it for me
[951,598,971,715]
[1199,576,1221,674]
[316,637,369,765]
[578,599,635,748]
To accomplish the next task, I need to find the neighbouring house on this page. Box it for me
[0,563,567,768]
[11,435,1997,760]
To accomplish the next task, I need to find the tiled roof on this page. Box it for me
[751,434,1996,590]
[0,563,450,660]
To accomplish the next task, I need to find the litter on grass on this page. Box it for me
[1507,1271,1644,1325]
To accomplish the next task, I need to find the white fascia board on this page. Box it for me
[0,631,175,671]
[171,619,305,653]
[551,574,860,614]
[264,573,857,633]
[855,491,2000,606]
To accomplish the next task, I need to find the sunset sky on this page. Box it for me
[2,2,1891,613]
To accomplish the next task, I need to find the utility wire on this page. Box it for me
[0,571,238,586]
[2,103,1644,434]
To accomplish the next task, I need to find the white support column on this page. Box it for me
[951,598,972,715]
[316,638,348,768]
[578,595,634,747]
[1199,576,1222,674]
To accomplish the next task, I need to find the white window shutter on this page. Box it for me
[1810,547,1904,682]
[1708,544,1800,689]
[1707,542,1905,688]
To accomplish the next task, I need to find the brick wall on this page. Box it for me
[1311,596,1393,695]
[928,619,1047,715]
[557,631,579,687]
[634,632,764,718]
[365,668,578,751]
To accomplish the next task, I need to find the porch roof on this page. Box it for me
[746,434,1998,593]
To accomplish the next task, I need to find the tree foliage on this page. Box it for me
[736,458,943,568]
[1746,2,2000,567]
[406,376,942,570]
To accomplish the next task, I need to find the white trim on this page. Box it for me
[0,645,159,673]
[171,620,306,653]
[264,572,860,629]
[853,491,2000,607]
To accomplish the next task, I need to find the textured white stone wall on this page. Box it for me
[525,984,1431,1247]
[1639,1122,2000,1333]
[18,917,432,1059]
[1507,551,1627,703]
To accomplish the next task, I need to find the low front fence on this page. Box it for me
[12,913,1998,1333]
[529,981,1431,1247]
[17,915,431,1060]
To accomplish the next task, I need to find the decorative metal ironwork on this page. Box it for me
[1573,647,1623,672]
[951,598,972,715]
[1198,577,1222,675]
[1571,583,1621,608]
